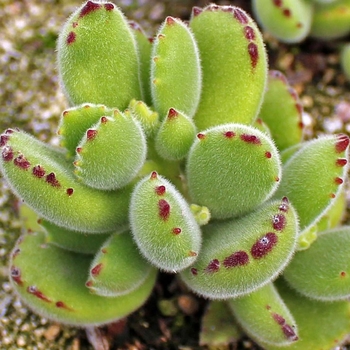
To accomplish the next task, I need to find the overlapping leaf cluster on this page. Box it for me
[1,1,350,348]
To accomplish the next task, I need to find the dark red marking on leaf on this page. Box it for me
[66,32,76,45]
[91,263,103,277]
[63,110,69,117]
[273,0,283,7]
[46,173,60,187]
[0,134,9,147]
[205,259,220,273]
[11,266,23,285]
[12,248,21,259]
[336,158,347,167]
[265,151,272,158]
[192,6,203,17]
[56,301,73,311]
[283,9,291,17]
[150,171,158,180]
[244,26,255,41]
[233,8,249,24]
[87,129,97,141]
[66,188,74,196]
[76,147,82,153]
[191,268,198,276]
[272,313,286,325]
[241,134,261,144]
[2,146,13,161]
[104,3,114,11]
[14,155,31,170]
[158,199,170,221]
[5,128,14,134]
[224,131,235,139]
[155,185,166,196]
[86,280,93,287]
[197,133,206,140]
[335,134,349,153]
[101,248,107,254]
[166,16,176,25]
[251,233,278,259]
[340,271,346,277]
[279,197,289,212]
[223,251,249,268]
[272,214,286,231]
[27,286,51,302]
[295,103,303,115]
[79,1,101,18]
[248,42,259,69]
[275,176,280,182]
[282,324,298,341]
[172,227,182,235]
[298,121,304,129]
[330,193,336,198]
[256,118,263,125]
[189,251,197,257]
[72,22,78,28]
[208,4,219,11]
[335,177,343,185]
[168,108,178,119]
[32,165,45,178]
[222,6,234,13]
[100,116,108,123]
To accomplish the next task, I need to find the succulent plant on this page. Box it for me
[2,1,350,348]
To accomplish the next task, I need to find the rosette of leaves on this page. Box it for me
[1,1,350,349]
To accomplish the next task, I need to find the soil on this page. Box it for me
[1,1,350,349]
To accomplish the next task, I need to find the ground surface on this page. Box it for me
[1,0,350,349]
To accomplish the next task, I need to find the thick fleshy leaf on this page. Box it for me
[187,124,281,219]
[284,226,350,300]
[262,280,350,350]
[310,0,350,40]
[9,231,157,326]
[228,283,298,346]
[190,5,267,130]
[130,172,202,272]
[200,300,241,347]
[151,16,201,119]
[180,199,298,299]
[57,1,141,108]
[74,110,147,190]
[274,134,349,234]
[0,129,131,233]
[155,108,197,160]
[258,70,303,151]
[86,230,155,297]
[252,0,313,43]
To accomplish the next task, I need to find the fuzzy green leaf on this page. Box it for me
[57,1,142,108]
[130,172,202,272]
[274,134,349,234]
[9,231,157,326]
[190,5,267,130]
[151,16,201,119]
[284,226,350,300]
[252,0,313,43]
[74,109,147,190]
[228,283,298,346]
[187,124,281,219]
[180,199,298,299]
[87,230,155,297]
